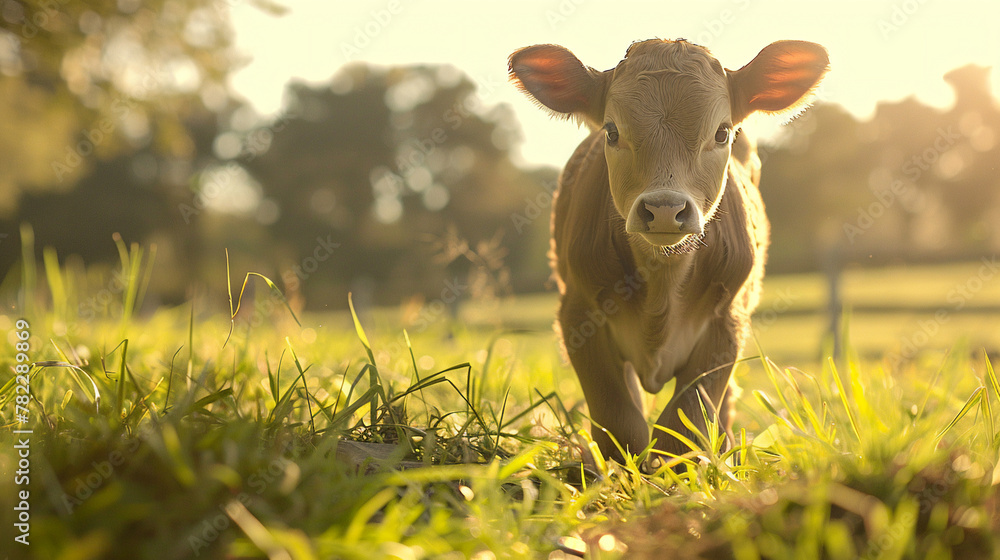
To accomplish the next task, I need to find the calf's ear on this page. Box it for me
[728,40,829,124]
[509,44,609,128]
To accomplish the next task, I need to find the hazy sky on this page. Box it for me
[229,0,1000,169]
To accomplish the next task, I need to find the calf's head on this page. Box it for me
[509,39,828,250]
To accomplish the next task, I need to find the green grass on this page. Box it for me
[1,247,999,559]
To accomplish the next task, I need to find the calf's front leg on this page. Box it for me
[652,321,739,463]
[560,295,649,464]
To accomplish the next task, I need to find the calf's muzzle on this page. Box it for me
[626,190,703,243]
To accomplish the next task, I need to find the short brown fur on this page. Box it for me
[509,39,828,463]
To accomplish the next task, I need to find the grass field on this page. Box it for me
[2,247,1000,559]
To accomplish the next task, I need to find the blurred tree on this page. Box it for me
[760,64,1000,271]
[0,0,281,296]
[760,103,874,271]
[0,0,274,205]
[853,97,943,258]
[237,64,556,308]
[13,108,221,303]
[939,65,1000,248]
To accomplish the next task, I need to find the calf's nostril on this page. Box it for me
[637,203,655,229]
[642,198,685,230]
[631,192,700,234]
[674,201,693,227]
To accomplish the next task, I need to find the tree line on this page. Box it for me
[2,1,998,312]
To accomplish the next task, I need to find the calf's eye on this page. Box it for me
[715,124,732,144]
[604,122,619,146]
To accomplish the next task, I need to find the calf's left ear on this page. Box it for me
[728,40,829,124]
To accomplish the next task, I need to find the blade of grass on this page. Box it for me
[536,388,577,440]
[186,301,195,390]
[501,390,556,432]
[439,365,494,451]
[45,341,102,411]
[327,386,380,432]
[387,370,453,404]
[912,351,949,424]
[786,367,836,444]
[188,388,235,415]
[676,406,712,452]
[762,357,807,433]
[224,254,301,347]
[285,338,316,433]
[935,386,984,443]
[985,353,1000,449]
[347,292,383,430]
[114,234,142,338]
[651,420,702,456]
[829,358,863,446]
[348,292,375,365]
[331,360,349,421]
[124,363,158,423]
[739,428,748,477]
[985,351,1000,409]
[754,390,793,428]
[981,379,995,448]
[849,360,886,434]
[135,243,157,322]
[19,223,36,319]
[164,346,182,413]
[498,443,556,479]
[16,361,102,413]
[402,329,431,424]
[267,354,308,427]
[344,487,397,544]
[105,338,130,418]
[42,247,66,321]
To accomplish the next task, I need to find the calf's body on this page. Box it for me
[553,127,765,461]
[509,39,828,462]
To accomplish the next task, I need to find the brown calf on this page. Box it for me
[509,39,828,464]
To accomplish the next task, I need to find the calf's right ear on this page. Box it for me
[509,44,608,128]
